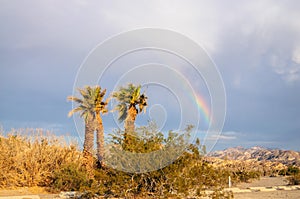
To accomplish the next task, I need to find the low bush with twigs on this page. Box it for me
[0,128,85,188]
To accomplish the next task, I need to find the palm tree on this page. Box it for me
[113,84,147,140]
[93,87,109,163]
[67,86,108,165]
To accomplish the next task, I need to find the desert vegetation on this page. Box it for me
[0,129,83,188]
[0,126,236,198]
[1,83,292,198]
[279,166,300,185]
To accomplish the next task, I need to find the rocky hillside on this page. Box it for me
[208,146,300,166]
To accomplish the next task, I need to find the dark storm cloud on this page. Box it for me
[0,0,299,150]
[210,1,300,150]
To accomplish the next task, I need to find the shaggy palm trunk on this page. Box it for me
[83,115,95,176]
[124,105,137,148]
[83,115,95,157]
[125,105,137,134]
[95,112,105,166]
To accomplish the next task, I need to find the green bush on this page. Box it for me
[279,166,300,176]
[233,171,261,183]
[287,166,300,175]
[87,124,234,198]
[285,166,300,185]
[50,163,91,192]
[287,173,300,185]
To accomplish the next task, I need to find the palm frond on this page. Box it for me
[67,96,83,103]
[113,83,148,120]
[130,85,141,104]
[116,103,127,122]
[138,93,148,113]
[78,87,88,99]
[99,88,106,98]
[68,107,83,117]
[67,85,108,119]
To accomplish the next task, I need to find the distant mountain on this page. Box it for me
[208,146,300,166]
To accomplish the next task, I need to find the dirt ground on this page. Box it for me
[0,187,50,196]
[235,176,288,188]
[234,190,300,199]
[0,177,299,199]
[234,176,300,199]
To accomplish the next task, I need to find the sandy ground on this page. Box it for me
[235,176,288,188]
[234,190,300,199]
[233,176,300,199]
[1,177,299,199]
[0,187,48,196]
[0,187,56,198]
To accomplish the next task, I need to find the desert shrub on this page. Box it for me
[89,152,232,198]
[50,163,91,192]
[233,170,261,183]
[87,124,233,198]
[210,189,234,199]
[287,173,300,185]
[279,166,300,176]
[287,166,300,175]
[0,128,83,188]
[284,166,300,185]
[215,159,263,184]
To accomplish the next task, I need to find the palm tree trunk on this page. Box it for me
[83,115,95,176]
[124,105,137,148]
[83,115,95,157]
[125,105,137,133]
[96,112,105,166]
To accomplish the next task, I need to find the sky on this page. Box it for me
[0,0,300,151]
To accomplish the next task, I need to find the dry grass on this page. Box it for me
[0,128,84,188]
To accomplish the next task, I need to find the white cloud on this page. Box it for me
[269,51,300,83]
[292,47,300,64]
[208,134,236,141]
[206,131,239,141]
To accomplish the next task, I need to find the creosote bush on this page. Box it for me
[281,166,300,185]
[75,123,235,198]
[50,163,91,192]
[287,173,300,185]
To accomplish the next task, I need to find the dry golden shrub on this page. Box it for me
[0,128,84,188]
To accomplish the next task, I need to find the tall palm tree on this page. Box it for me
[67,86,108,165]
[113,84,148,139]
[93,87,108,163]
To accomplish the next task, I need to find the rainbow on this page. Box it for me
[177,73,211,126]
[162,64,211,127]
[192,92,211,126]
